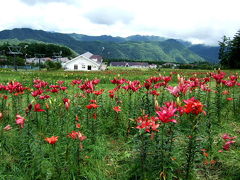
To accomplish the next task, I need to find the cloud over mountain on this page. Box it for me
[0,0,239,45]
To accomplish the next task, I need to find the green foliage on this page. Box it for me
[45,61,62,70]
[22,42,75,58]
[179,62,219,70]
[8,56,25,66]
[0,55,25,66]
[0,41,76,66]
[74,40,205,63]
[219,30,240,68]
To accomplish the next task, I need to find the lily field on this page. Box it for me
[0,67,240,180]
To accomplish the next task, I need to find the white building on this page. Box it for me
[53,57,69,64]
[26,57,52,64]
[162,63,179,69]
[110,62,157,69]
[63,52,105,71]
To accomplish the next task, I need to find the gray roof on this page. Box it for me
[128,62,149,66]
[110,62,150,67]
[90,55,103,64]
[80,52,103,64]
[110,62,128,66]
[81,52,94,58]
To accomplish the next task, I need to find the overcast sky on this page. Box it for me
[0,0,239,45]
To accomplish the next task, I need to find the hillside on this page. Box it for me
[0,28,216,63]
[189,45,220,63]
[69,34,167,42]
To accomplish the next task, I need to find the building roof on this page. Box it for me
[110,62,128,66]
[79,52,102,64]
[63,52,103,67]
[63,54,100,67]
[128,62,149,66]
[162,63,177,66]
[81,52,94,58]
[90,55,103,64]
[110,62,150,67]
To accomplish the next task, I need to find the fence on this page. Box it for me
[0,65,40,70]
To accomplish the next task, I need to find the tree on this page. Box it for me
[219,30,240,68]
[218,36,231,68]
[229,30,240,68]
[7,56,25,66]
[45,60,62,70]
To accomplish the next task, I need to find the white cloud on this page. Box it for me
[19,0,77,5]
[85,7,133,25]
[0,0,239,45]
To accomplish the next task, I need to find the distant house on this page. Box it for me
[26,57,52,64]
[127,62,149,68]
[26,57,70,65]
[110,62,157,68]
[53,57,69,64]
[63,52,106,71]
[149,64,157,69]
[110,62,127,67]
[162,63,179,69]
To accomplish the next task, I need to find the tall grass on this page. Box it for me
[0,68,240,179]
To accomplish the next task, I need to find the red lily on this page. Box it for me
[113,106,121,113]
[183,97,206,115]
[93,89,104,95]
[67,131,87,141]
[16,114,26,128]
[3,124,12,131]
[136,115,160,133]
[76,123,81,128]
[222,134,237,140]
[63,98,70,110]
[149,90,160,96]
[45,136,59,144]
[31,89,44,97]
[226,97,234,101]
[223,141,236,151]
[34,104,46,112]
[39,95,51,100]
[156,103,178,123]
[86,104,100,109]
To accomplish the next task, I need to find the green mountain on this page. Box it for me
[188,45,219,63]
[83,40,204,63]
[69,33,125,42]
[126,35,167,42]
[0,28,211,63]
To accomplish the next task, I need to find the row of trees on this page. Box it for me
[219,30,240,68]
[0,42,75,67]
[0,42,75,58]
[0,56,62,70]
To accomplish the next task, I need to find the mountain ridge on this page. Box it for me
[0,28,219,63]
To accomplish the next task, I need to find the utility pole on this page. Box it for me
[0,50,6,58]
[101,47,105,57]
[8,46,22,71]
[0,50,7,65]
[34,54,45,70]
